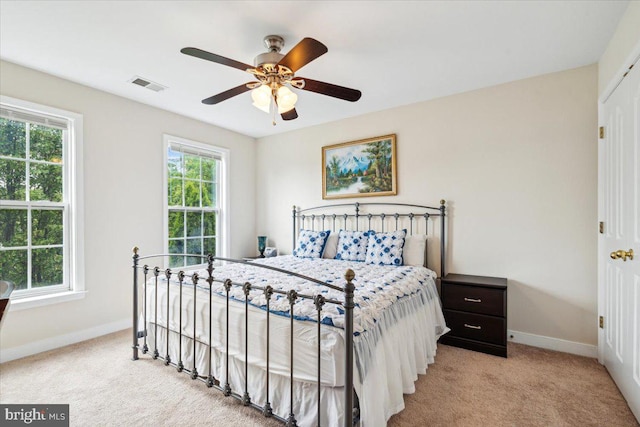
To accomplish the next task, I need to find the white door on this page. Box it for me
[600,58,640,421]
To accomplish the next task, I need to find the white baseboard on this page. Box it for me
[507,329,598,358]
[0,318,130,363]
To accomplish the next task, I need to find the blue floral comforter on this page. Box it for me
[182,255,438,335]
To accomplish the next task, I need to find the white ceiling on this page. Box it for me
[0,1,629,139]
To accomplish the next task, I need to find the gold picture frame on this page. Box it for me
[322,134,397,199]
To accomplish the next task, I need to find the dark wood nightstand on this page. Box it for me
[439,273,508,357]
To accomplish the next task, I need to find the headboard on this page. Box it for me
[292,200,446,277]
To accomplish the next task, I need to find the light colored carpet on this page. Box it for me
[0,329,637,426]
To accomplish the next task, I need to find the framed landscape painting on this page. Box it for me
[322,134,397,199]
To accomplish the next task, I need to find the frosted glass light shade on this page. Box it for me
[276,85,297,113]
[251,85,271,113]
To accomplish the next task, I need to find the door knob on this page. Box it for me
[610,249,634,261]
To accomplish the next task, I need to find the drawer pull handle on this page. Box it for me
[464,297,482,303]
[464,323,482,330]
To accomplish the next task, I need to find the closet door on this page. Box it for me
[601,58,640,421]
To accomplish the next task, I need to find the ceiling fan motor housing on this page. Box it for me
[254,51,284,68]
[254,35,286,67]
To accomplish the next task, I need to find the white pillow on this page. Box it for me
[322,233,340,259]
[403,234,427,266]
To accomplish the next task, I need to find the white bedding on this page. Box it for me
[142,256,448,426]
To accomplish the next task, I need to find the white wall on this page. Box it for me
[256,64,598,347]
[0,60,256,354]
[598,1,640,97]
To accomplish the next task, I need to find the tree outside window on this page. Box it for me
[166,142,220,268]
[0,117,66,292]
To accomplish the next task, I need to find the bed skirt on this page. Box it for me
[145,287,448,426]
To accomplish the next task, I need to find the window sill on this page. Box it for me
[9,290,87,312]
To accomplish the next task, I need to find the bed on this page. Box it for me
[131,201,449,426]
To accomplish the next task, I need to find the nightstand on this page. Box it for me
[439,273,508,357]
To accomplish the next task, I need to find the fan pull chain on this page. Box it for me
[271,95,276,126]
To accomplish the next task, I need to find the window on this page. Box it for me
[164,135,228,268]
[0,96,84,302]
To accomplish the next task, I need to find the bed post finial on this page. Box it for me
[344,269,355,283]
[343,268,356,427]
[440,199,445,206]
[132,246,139,255]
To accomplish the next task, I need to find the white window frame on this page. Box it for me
[162,134,229,268]
[1,95,85,310]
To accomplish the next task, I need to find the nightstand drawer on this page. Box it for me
[442,283,505,316]
[443,309,506,346]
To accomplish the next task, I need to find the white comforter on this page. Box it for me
[144,256,448,426]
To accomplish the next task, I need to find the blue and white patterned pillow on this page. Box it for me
[334,230,373,262]
[293,229,330,258]
[365,229,407,266]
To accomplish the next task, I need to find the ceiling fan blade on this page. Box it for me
[181,47,254,72]
[281,108,298,121]
[298,77,362,102]
[277,38,328,72]
[202,82,255,105]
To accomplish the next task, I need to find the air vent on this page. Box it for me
[129,76,167,92]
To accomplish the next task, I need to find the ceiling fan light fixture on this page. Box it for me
[276,85,297,114]
[251,84,272,113]
[182,35,360,123]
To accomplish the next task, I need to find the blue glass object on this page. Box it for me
[257,236,267,257]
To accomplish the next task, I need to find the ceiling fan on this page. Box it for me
[181,35,362,124]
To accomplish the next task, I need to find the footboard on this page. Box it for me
[131,248,356,427]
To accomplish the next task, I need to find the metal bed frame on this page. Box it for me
[131,200,446,427]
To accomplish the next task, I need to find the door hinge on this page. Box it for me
[599,221,604,234]
[599,316,604,329]
[599,126,605,139]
